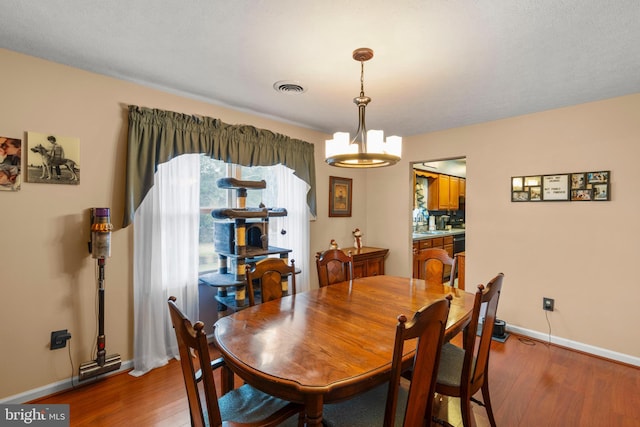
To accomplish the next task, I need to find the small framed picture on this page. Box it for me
[587,171,608,184]
[571,189,592,201]
[512,191,529,202]
[329,176,352,217]
[0,135,22,191]
[511,177,523,191]
[524,176,541,187]
[529,186,542,201]
[571,173,586,189]
[593,183,610,201]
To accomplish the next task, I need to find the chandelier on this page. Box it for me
[325,48,402,168]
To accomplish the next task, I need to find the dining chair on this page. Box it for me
[321,295,453,427]
[414,247,459,289]
[315,249,353,287]
[245,257,296,306]
[434,273,504,427]
[167,296,303,427]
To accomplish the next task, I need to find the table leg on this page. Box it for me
[303,395,323,426]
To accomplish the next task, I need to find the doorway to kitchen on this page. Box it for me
[410,157,467,280]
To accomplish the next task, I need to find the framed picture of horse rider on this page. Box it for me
[27,131,80,185]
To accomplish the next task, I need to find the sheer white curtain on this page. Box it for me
[130,154,201,376]
[269,165,311,292]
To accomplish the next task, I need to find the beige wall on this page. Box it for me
[366,93,640,361]
[1,47,638,400]
[0,48,369,400]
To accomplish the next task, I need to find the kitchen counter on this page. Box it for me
[412,228,465,241]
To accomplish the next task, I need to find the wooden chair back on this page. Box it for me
[464,274,503,392]
[245,258,296,306]
[315,249,353,287]
[414,247,459,288]
[385,295,452,426]
[435,273,504,426]
[168,296,222,427]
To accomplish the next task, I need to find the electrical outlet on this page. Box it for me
[543,297,555,312]
[50,329,71,350]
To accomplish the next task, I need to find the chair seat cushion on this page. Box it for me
[436,342,465,387]
[218,384,294,423]
[321,382,408,427]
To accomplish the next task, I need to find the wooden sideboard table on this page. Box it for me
[339,246,388,278]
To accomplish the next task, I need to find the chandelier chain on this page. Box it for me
[360,60,365,97]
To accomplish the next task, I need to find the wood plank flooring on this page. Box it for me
[433,335,640,426]
[32,334,640,426]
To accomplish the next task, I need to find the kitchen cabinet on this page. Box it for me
[427,174,460,210]
[437,175,451,210]
[340,246,388,279]
[449,177,460,210]
[443,235,454,257]
[459,178,466,197]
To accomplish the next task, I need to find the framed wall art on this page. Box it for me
[329,176,352,217]
[571,189,592,201]
[511,176,542,202]
[568,171,610,201]
[0,135,22,191]
[512,170,610,202]
[571,173,586,190]
[27,131,80,185]
[593,183,609,200]
[587,171,610,201]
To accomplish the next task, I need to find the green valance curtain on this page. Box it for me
[123,105,317,227]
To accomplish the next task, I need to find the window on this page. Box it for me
[198,157,289,274]
[199,156,229,273]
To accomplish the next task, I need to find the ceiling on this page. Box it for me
[416,159,467,178]
[1,1,639,138]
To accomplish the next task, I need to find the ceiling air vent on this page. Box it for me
[273,80,306,94]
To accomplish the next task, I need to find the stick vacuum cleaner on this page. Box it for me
[79,208,121,381]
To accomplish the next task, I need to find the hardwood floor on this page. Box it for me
[433,335,640,426]
[32,334,640,426]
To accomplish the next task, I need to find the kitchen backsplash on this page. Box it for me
[414,209,465,232]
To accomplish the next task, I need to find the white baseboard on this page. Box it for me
[0,359,133,405]
[506,324,640,367]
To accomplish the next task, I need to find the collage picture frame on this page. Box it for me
[512,171,609,202]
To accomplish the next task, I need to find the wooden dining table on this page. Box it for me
[213,275,475,426]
